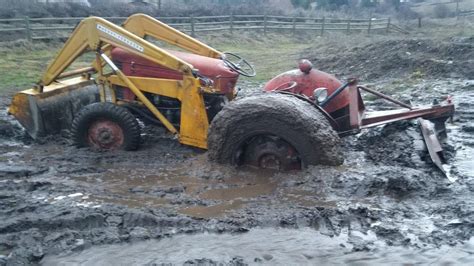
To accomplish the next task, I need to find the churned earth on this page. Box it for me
[0,36,473,265]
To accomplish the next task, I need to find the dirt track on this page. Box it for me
[0,37,473,265]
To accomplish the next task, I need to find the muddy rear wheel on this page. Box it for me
[207,93,344,169]
[71,102,140,151]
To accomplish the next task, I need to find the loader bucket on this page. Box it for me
[8,77,99,139]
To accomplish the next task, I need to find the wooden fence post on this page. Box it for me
[263,14,267,36]
[346,19,351,34]
[24,16,32,42]
[190,15,195,37]
[230,14,234,35]
[386,17,391,33]
[292,15,296,36]
[367,18,372,35]
[456,0,460,20]
[320,17,325,36]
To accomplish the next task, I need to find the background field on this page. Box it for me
[0,16,472,94]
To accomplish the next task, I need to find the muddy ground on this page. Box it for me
[0,36,473,265]
[310,36,474,81]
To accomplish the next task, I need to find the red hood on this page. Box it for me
[111,47,239,94]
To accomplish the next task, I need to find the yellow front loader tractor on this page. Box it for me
[9,14,255,150]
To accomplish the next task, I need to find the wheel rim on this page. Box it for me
[241,135,301,170]
[87,119,124,150]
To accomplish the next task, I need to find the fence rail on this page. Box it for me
[0,15,398,42]
[459,10,474,17]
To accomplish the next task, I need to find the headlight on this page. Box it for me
[313,88,328,104]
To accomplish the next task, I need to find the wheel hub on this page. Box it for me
[98,130,113,143]
[241,135,301,171]
[259,154,281,170]
[87,120,124,150]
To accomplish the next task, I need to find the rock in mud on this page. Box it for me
[129,227,151,242]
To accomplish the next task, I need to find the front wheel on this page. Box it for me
[71,102,140,151]
[207,93,344,170]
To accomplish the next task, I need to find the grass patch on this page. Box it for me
[0,40,95,94]
[0,42,56,93]
[207,33,312,82]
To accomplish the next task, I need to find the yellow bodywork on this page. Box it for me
[9,14,230,149]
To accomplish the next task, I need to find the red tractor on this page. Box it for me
[208,59,454,176]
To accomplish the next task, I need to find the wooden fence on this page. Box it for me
[0,15,397,42]
[459,9,474,17]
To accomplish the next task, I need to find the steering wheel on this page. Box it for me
[222,52,256,77]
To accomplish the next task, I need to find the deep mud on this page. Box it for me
[0,42,473,264]
[310,37,474,80]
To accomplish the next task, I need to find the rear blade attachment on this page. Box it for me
[418,118,456,182]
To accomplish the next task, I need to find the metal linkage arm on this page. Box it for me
[39,16,195,87]
[100,53,178,135]
[123,13,222,59]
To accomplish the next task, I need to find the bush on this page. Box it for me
[397,6,419,20]
[23,3,50,18]
[316,0,349,10]
[44,3,91,18]
[0,0,284,19]
[0,7,16,19]
[433,4,452,19]
[360,0,377,8]
[291,0,312,9]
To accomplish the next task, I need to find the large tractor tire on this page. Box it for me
[71,102,140,151]
[208,93,344,170]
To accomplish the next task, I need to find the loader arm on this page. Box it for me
[40,16,195,87]
[123,13,222,59]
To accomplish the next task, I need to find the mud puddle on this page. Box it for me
[66,160,332,219]
[42,227,474,265]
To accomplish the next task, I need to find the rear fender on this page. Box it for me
[264,68,350,114]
